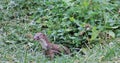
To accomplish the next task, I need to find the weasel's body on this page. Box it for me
[34,32,70,59]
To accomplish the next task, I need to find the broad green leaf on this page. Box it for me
[107,30,115,38]
[70,17,75,22]
[90,27,100,41]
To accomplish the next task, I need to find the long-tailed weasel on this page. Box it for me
[34,32,70,59]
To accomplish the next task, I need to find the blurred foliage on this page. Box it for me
[0,0,120,49]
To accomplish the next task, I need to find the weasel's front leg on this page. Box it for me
[45,50,55,60]
[46,49,61,60]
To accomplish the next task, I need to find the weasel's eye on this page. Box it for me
[36,36,40,40]
[34,36,39,40]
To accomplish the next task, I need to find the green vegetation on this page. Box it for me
[0,0,120,63]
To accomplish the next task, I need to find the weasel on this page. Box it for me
[34,32,70,59]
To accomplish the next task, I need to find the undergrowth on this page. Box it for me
[0,0,120,63]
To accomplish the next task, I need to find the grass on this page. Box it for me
[0,0,120,63]
[0,38,120,63]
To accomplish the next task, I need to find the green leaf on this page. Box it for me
[107,30,115,38]
[90,27,100,41]
[69,17,75,22]
[36,18,41,23]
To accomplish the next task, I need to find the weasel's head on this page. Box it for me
[34,32,46,41]
[34,32,48,50]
